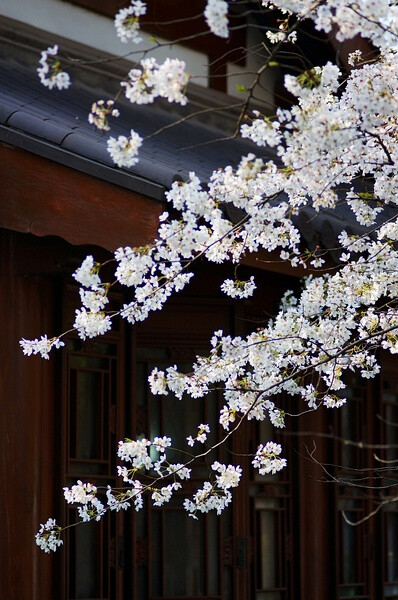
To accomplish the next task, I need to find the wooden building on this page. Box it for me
[1,10,398,600]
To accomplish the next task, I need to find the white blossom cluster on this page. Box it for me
[79,286,109,313]
[204,0,229,38]
[117,438,153,469]
[115,435,194,511]
[262,0,398,52]
[114,0,147,44]
[117,436,192,483]
[183,461,241,518]
[266,29,297,44]
[35,518,63,553]
[241,111,282,147]
[220,276,256,298]
[63,481,106,522]
[107,129,143,168]
[73,255,101,288]
[111,479,145,511]
[186,423,211,447]
[151,482,182,506]
[32,0,398,545]
[252,442,287,475]
[88,100,120,131]
[121,58,189,105]
[120,433,240,518]
[20,335,64,360]
[68,255,113,339]
[52,432,197,531]
[148,367,168,394]
[74,308,112,340]
[149,222,398,428]
[106,486,137,512]
[37,45,70,90]
[212,461,242,489]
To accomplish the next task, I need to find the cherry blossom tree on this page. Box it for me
[30,0,398,551]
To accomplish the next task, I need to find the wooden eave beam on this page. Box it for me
[0,142,329,278]
[0,143,164,251]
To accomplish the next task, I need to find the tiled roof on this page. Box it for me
[1,59,396,259]
[0,60,258,200]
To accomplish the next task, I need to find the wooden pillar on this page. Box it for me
[0,230,58,600]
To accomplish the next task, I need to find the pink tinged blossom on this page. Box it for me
[204,0,229,38]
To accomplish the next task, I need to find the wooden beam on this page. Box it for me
[0,143,326,278]
[0,144,163,251]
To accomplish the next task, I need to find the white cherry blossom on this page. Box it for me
[30,0,398,546]
[107,130,143,168]
[88,100,119,131]
[37,45,70,90]
[253,442,287,475]
[20,335,64,359]
[73,255,101,288]
[114,1,147,43]
[121,58,189,106]
[204,0,229,38]
[35,518,63,553]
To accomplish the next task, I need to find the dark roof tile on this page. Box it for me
[2,58,396,260]
[7,110,72,144]
[0,58,259,191]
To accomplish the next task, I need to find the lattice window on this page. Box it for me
[132,346,234,599]
[249,418,294,600]
[381,372,398,600]
[334,376,371,600]
[61,286,125,600]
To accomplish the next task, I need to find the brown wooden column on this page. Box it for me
[0,230,59,600]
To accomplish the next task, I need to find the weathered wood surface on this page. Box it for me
[0,144,163,252]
